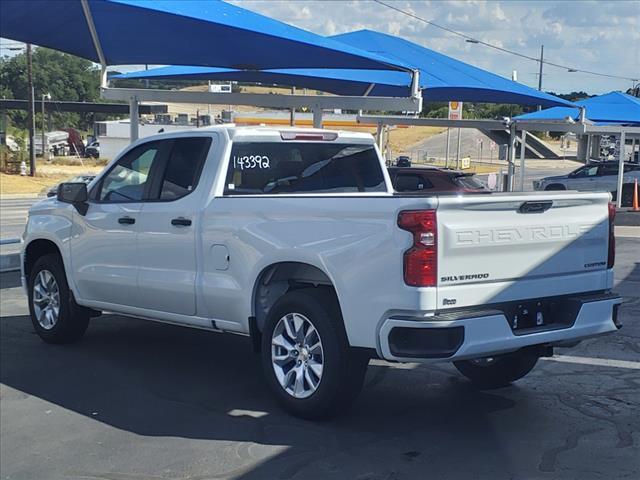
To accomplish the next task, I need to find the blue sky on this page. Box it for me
[232,0,640,95]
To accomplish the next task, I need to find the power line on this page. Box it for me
[373,0,639,82]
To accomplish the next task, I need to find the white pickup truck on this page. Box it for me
[22,126,621,419]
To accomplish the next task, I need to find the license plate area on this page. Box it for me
[502,297,582,335]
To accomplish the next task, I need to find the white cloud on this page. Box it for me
[232,0,640,94]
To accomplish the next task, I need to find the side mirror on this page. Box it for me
[57,182,89,215]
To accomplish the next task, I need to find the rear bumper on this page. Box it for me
[378,293,622,363]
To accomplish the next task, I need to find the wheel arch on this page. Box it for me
[251,262,341,336]
[24,238,64,281]
[544,183,567,191]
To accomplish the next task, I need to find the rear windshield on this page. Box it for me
[453,174,487,190]
[224,142,386,195]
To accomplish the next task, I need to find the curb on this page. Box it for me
[615,226,640,239]
[0,194,42,200]
[0,253,20,273]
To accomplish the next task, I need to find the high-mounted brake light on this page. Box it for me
[608,202,616,269]
[280,131,338,141]
[398,210,437,287]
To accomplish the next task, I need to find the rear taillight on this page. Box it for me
[608,202,616,269]
[398,210,437,287]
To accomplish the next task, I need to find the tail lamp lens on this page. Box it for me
[398,210,437,287]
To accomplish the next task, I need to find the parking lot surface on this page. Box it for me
[1,238,639,480]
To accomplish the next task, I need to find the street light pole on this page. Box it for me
[26,43,36,176]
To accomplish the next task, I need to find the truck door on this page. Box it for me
[134,136,212,316]
[71,141,167,307]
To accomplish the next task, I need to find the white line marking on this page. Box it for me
[227,409,269,418]
[541,355,640,370]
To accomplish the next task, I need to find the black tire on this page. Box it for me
[28,253,89,344]
[453,347,540,389]
[544,184,566,191]
[261,288,369,420]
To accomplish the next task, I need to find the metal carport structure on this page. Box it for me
[0,0,423,140]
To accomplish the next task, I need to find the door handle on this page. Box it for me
[171,217,192,227]
[118,216,135,225]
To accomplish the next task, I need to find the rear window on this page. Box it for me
[224,142,386,195]
[453,174,487,190]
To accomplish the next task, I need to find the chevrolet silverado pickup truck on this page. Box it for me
[22,126,621,419]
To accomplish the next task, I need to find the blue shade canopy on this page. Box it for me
[515,92,640,125]
[113,30,575,107]
[0,0,408,71]
[112,65,414,96]
[331,31,575,107]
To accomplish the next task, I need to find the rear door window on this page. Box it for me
[598,164,618,176]
[157,137,212,200]
[224,142,386,194]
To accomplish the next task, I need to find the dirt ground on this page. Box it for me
[1,162,104,195]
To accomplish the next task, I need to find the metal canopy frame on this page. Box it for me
[358,114,640,207]
[101,85,423,135]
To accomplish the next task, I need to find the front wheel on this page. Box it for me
[28,254,89,344]
[261,288,368,420]
[453,347,540,389]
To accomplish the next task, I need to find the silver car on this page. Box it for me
[533,161,640,206]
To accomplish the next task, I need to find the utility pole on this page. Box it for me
[537,45,544,111]
[41,93,50,161]
[26,43,36,176]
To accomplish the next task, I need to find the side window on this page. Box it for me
[598,164,618,176]
[98,142,161,202]
[158,137,212,200]
[573,166,599,178]
[623,164,639,173]
[394,174,433,192]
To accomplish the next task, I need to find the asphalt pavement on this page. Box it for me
[1,237,638,480]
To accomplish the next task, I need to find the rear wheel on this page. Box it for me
[544,184,566,191]
[28,254,89,344]
[261,288,368,420]
[453,347,540,389]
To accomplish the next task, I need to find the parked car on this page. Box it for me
[533,161,640,206]
[395,155,411,167]
[44,174,96,197]
[388,166,488,193]
[85,141,100,159]
[22,126,620,419]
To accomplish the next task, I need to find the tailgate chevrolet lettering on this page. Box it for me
[454,224,601,246]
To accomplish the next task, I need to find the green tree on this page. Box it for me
[0,47,100,130]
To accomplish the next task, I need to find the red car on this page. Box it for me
[387,166,488,193]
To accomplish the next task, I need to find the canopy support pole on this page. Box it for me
[585,134,592,164]
[376,122,383,150]
[616,131,626,208]
[312,105,323,129]
[507,122,517,192]
[81,0,108,88]
[129,96,139,142]
[289,86,295,126]
[519,130,527,191]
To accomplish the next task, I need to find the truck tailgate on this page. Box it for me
[436,191,612,310]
